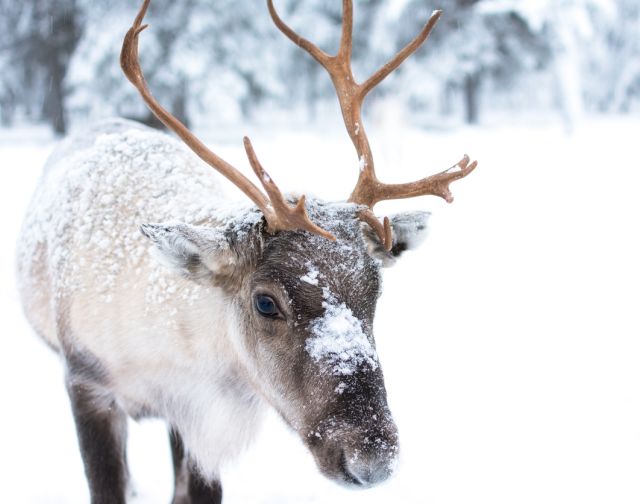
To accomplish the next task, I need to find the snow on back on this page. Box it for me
[305,289,378,376]
[16,119,260,311]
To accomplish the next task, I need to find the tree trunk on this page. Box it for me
[306,60,319,122]
[463,72,481,125]
[42,56,67,135]
[37,2,82,136]
[0,87,16,127]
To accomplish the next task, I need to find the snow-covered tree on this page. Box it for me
[1,0,638,133]
[584,0,640,113]
[0,0,84,133]
[67,0,288,127]
[393,0,550,124]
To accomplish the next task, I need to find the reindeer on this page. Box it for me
[16,0,476,502]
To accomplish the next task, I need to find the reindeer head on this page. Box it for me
[122,0,476,488]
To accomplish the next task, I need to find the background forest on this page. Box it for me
[1,0,638,135]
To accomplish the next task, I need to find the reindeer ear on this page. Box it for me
[362,211,430,266]
[140,223,240,283]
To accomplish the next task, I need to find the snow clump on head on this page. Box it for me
[305,288,378,376]
[300,261,320,285]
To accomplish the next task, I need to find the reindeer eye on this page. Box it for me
[254,295,280,318]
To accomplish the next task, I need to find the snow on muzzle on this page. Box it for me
[301,290,398,487]
[305,405,399,488]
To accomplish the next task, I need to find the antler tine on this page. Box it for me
[243,138,336,241]
[267,0,332,67]
[122,0,334,239]
[354,152,477,249]
[359,210,392,251]
[360,10,442,96]
[338,0,354,62]
[371,155,478,205]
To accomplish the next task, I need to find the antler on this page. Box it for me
[268,0,477,250]
[121,0,335,241]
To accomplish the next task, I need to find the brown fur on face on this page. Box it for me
[226,203,399,487]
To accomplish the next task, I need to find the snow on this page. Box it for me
[16,121,210,303]
[306,288,379,376]
[2,115,640,503]
[16,120,265,314]
[358,155,366,171]
[299,262,320,285]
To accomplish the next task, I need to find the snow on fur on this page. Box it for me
[300,262,320,285]
[16,119,261,311]
[305,288,378,375]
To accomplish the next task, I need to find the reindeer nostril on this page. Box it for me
[341,447,395,487]
[309,415,399,488]
[338,448,363,486]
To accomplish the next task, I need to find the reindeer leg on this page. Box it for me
[169,428,223,504]
[66,371,129,504]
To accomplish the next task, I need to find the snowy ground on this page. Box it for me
[1,116,639,503]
